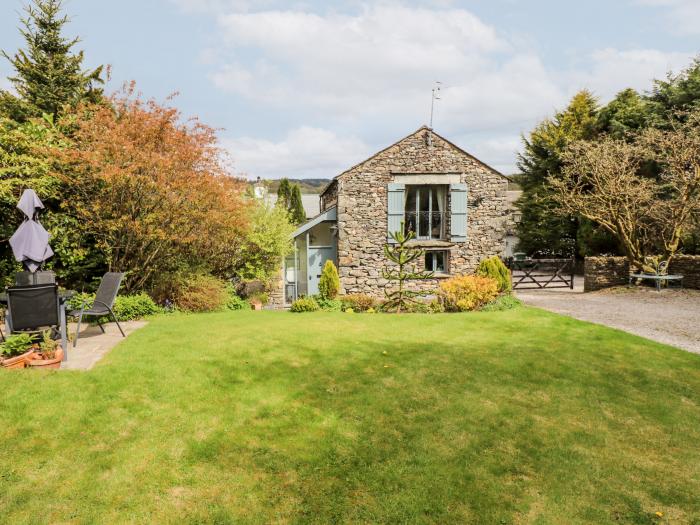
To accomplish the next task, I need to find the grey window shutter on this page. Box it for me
[387,183,405,243]
[450,183,467,242]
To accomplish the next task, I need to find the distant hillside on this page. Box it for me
[259,178,330,194]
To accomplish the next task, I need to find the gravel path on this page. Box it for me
[515,280,700,354]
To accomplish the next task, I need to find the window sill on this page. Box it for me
[407,240,454,248]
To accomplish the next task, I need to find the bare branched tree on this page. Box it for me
[550,109,700,272]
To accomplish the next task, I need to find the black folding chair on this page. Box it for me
[6,284,60,335]
[70,272,125,347]
[15,271,56,286]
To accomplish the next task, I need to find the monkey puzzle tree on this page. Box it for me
[381,229,433,313]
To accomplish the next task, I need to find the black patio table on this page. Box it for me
[0,289,75,361]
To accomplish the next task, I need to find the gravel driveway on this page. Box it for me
[515,279,700,354]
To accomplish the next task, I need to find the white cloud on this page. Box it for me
[635,0,700,35]
[198,4,694,178]
[570,48,694,99]
[224,126,372,179]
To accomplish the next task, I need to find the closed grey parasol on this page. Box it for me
[9,189,54,272]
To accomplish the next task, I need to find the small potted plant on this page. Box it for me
[249,292,268,311]
[28,330,63,370]
[0,333,36,369]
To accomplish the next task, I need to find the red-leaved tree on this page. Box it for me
[60,84,251,292]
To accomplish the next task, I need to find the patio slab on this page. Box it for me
[61,321,147,370]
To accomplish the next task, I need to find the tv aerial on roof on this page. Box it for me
[430,81,442,129]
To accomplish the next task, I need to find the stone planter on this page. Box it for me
[0,350,36,369]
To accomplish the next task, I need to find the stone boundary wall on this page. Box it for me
[584,257,629,292]
[669,255,700,289]
[584,255,700,292]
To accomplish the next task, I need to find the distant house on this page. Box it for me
[270,127,510,307]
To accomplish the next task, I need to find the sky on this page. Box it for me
[0,0,698,179]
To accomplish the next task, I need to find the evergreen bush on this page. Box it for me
[318,260,340,300]
[476,256,512,292]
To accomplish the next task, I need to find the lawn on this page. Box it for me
[1,308,700,524]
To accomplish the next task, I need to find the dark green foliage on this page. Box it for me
[0,0,104,121]
[646,57,700,127]
[476,256,512,292]
[276,178,291,210]
[517,58,700,257]
[0,333,35,357]
[289,184,306,225]
[276,178,307,225]
[68,292,160,321]
[290,296,320,312]
[314,296,342,311]
[596,88,649,139]
[576,218,620,256]
[516,90,599,257]
[225,286,249,311]
[381,229,434,313]
[318,260,340,300]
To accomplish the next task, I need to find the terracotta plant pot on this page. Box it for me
[28,347,64,370]
[0,350,36,369]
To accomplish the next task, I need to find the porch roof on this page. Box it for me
[292,205,337,239]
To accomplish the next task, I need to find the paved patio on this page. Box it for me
[61,320,147,370]
[515,278,700,354]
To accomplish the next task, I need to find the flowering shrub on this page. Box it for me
[438,275,499,312]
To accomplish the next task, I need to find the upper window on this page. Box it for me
[404,185,447,240]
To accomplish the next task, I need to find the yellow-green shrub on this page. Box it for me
[438,275,499,312]
[318,260,340,299]
[476,256,511,292]
[290,296,320,312]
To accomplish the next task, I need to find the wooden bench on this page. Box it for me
[628,273,684,291]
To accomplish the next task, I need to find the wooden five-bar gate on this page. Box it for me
[506,257,575,290]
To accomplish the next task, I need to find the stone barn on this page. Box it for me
[276,126,509,306]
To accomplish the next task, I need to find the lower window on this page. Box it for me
[425,250,448,273]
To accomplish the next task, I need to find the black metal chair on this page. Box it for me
[6,284,60,335]
[15,271,56,286]
[70,272,125,347]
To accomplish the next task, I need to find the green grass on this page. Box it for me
[2,308,700,524]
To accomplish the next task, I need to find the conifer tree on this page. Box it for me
[382,228,433,313]
[0,0,104,121]
[289,184,306,225]
[276,178,291,210]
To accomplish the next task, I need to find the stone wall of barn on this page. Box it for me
[333,127,508,297]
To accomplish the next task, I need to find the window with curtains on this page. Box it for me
[424,250,448,273]
[404,185,447,240]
